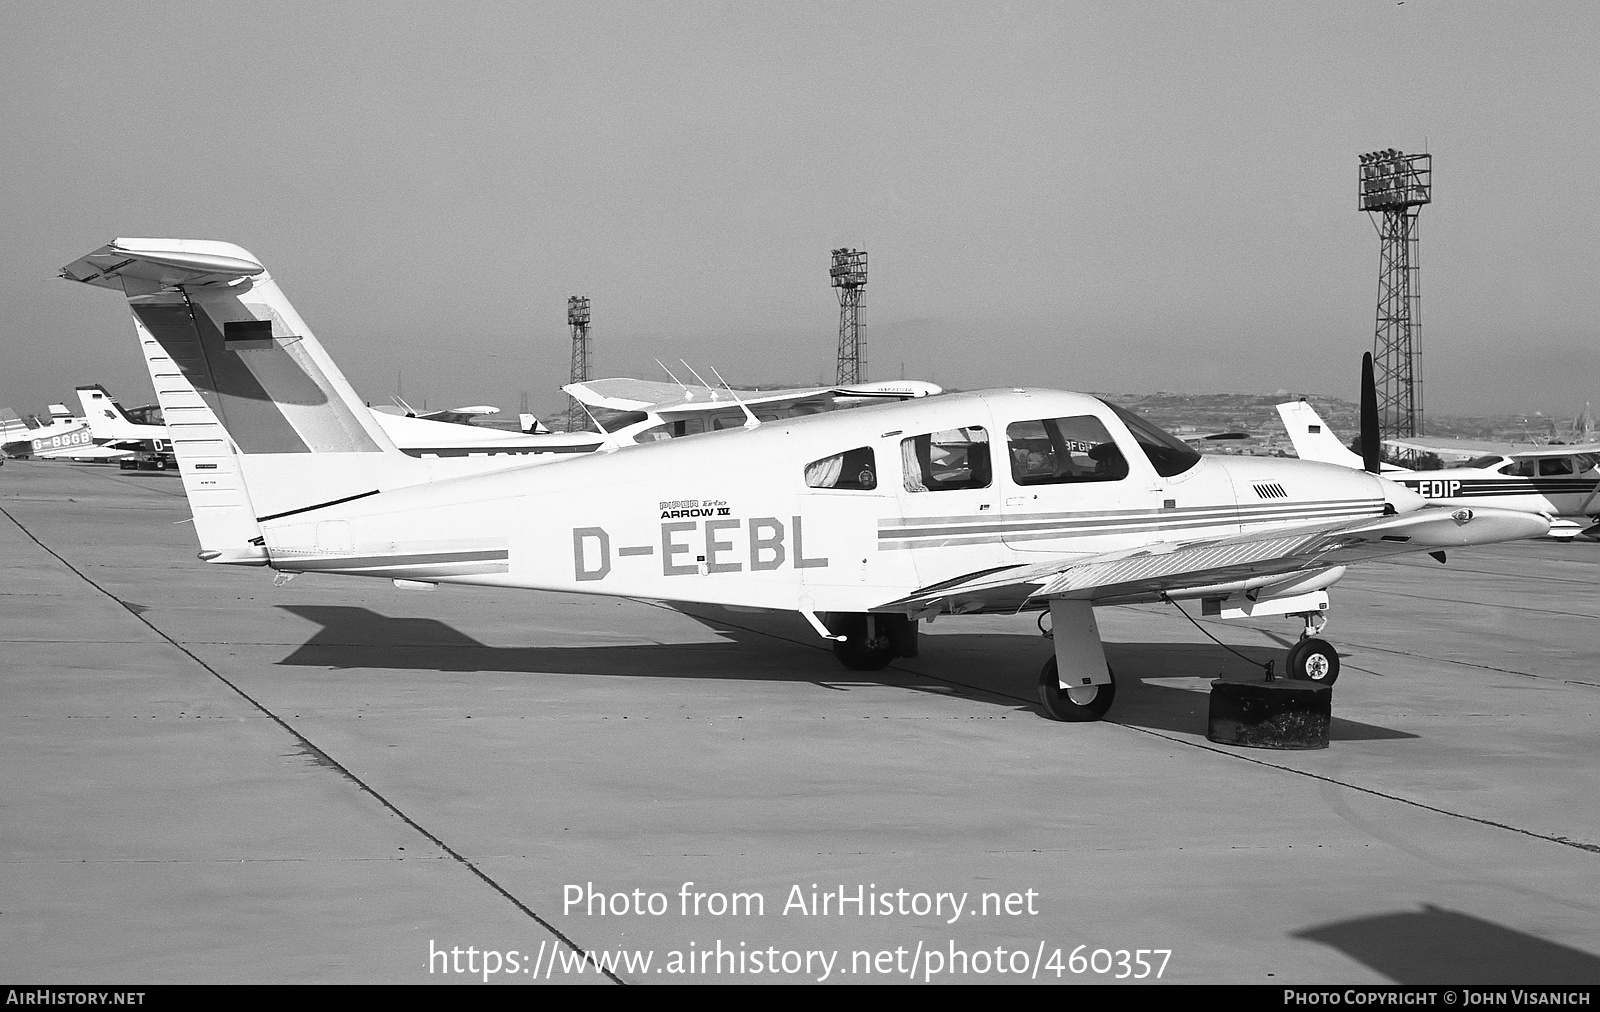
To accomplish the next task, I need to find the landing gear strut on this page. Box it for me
[1036,599,1118,721]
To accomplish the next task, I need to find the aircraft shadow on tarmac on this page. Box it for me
[1295,904,1600,984]
[273,604,1413,739]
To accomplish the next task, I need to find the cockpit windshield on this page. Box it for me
[1101,401,1202,478]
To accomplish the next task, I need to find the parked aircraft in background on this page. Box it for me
[365,406,603,458]
[0,400,124,461]
[386,398,504,427]
[1277,399,1600,539]
[563,375,943,444]
[61,239,1550,721]
[75,384,174,469]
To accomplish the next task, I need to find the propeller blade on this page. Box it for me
[1360,352,1380,474]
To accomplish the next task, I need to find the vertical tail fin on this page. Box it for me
[61,239,425,564]
[1274,399,1369,471]
[74,385,142,441]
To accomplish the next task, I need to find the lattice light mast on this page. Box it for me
[1359,148,1432,442]
[564,295,592,432]
[830,248,868,385]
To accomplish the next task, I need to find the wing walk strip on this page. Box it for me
[1036,530,1333,595]
[879,499,1383,549]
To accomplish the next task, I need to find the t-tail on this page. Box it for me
[59,239,499,565]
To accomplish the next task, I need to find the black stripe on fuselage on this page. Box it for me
[257,489,381,522]
[398,444,599,458]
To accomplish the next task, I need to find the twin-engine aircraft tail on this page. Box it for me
[60,239,427,564]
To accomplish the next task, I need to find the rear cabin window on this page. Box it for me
[1540,457,1575,476]
[1006,416,1128,484]
[901,427,991,492]
[805,446,877,490]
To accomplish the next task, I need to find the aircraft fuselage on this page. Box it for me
[258,389,1400,614]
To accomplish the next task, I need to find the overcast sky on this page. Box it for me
[3,2,1596,420]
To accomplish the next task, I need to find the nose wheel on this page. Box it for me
[1284,637,1339,685]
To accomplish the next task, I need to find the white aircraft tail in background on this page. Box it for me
[74,384,173,468]
[1275,400,1403,474]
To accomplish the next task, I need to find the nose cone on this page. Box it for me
[1379,475,1425,514]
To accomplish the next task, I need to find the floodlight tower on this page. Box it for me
[564,295,592,432]
[1359,148,1432,441]
[830,248,868,385]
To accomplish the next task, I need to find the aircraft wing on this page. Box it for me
[879,506,1549,613]
[415,405,501,425]
[565,378,834,414]
[1385,436,1600,460]
[565,378,941,417]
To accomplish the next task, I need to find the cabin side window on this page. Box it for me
[1539,457,1575,476]
[805,446,878,490]
[1498,460,1536,477]
[1006,416,1128,485]
[900,427,991,492]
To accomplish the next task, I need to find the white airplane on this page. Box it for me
[383,398,503,426]
[365,406,602,458]
[60,238,1550,720]
[1277,399,1600,539]
[564,374,943,445]
[75,384,175,469]
[0,400,123,461]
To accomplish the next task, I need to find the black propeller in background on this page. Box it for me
[1360,352,1381,474]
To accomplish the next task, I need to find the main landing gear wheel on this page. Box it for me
[828,613,897,671]
[1037,656,1116,722]
[1285,637,1340,685]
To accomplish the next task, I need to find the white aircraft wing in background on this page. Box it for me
[1384,435,1600,461]
[565,376,942,443]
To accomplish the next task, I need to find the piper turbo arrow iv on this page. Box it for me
[60,239,1550,720]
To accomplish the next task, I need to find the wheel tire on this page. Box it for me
[1037,656,1116,721]
[828,613,895,671]
[1285,637,1340,685]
